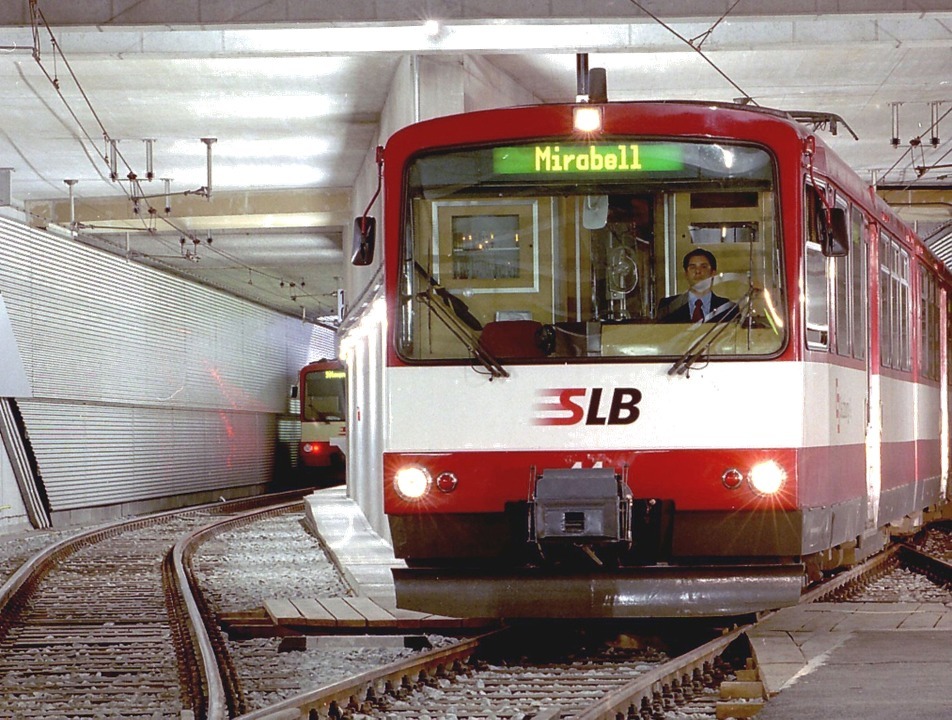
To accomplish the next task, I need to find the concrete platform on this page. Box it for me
[299,487,496,633]
[751,602,952,719]
[303,486,404,606]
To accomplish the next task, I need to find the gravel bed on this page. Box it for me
[0,525,101,586]
[842,565,952,603]
[192,513,352,611]
[919,525,952,562]
[191,510,444,712]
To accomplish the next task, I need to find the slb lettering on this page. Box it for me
[535,387,642,426]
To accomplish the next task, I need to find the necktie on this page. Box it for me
[691,299,703,322]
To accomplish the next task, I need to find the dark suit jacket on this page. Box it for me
[657,292,736,323]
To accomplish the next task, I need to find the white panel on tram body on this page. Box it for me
[916,383,943,445]
[0,294,30,398]
[801,360,868,448]
[880,373,919,445]
[386,361,812,453]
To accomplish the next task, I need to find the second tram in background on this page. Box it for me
[351,87,952,618]
[298,358,346,485]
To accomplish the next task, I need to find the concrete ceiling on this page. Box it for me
[1,2,951,322]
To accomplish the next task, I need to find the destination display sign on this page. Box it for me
[493,143,684,175]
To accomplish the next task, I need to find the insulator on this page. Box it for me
[109,139,119,180]
[891,103,901,148]
[144,139,155,181]
[931,101,941,147]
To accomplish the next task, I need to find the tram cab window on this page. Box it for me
[399,140,787,364]
[303,370,346,422]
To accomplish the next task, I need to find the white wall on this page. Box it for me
[0,216,330,525]
[0,292,32,532]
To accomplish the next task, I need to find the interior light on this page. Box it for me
[573,105,603,133]
[395,465,431,499]
[748,460,786,495]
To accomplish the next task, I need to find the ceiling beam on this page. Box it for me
[26,187,353,235]
[5,1,951,27]
[879,187,952,223]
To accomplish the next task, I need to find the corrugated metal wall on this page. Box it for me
[0,216,334,515]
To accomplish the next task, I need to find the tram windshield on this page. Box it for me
[302,366,346,422]
[398,139,786,365]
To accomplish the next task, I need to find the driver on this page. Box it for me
[657,248,735,323]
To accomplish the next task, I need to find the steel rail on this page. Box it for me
[174,499,305,720]
[898,541,952,583]
[0,490,310,614]
[800,544,902,603]
[232,631,500,720]
[0,490,310,719]
[573,624,751,720]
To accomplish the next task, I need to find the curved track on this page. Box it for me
[0,493,306,719]
[2,501,949,720]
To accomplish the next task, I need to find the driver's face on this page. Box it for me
[684,257,715,291]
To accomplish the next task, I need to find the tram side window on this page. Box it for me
[879,233,911,372]
[879,235,891,367]
[804,187,829,349]
[850,208,867,362]
[832,204,850,357]
[919,265,941,381]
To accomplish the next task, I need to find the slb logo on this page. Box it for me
[534,388,642,426]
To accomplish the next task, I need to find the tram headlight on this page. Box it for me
[394,465,431,500]
[748,460,786,495]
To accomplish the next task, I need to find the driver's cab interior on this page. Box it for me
[402,186,785,364]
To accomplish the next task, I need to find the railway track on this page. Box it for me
[0,492,309,719]
[2,505,949,719]
[227,522,952,720]
[228,622,758,720]
[807,521,952,604]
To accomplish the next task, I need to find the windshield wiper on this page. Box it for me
[412,263,509,380]
[668,289,754,377]
[414,262,483,331]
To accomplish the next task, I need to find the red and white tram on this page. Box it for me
[298,358,347,479]
[362,98,951,617]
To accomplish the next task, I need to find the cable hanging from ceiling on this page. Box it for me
[627,0,951,192]
[626,0,755,106]
[27,0,333,318]
[880,101,952,187]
